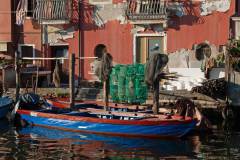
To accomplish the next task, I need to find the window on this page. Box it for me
[126,0,167,20]
[56,47,68,64]
[18,44,35,64]
[27,0,36,17]
[33,0,72,23]
[0,42,7,52]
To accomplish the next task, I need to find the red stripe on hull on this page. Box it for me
[17,110,196,126]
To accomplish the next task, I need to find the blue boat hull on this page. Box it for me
[0,106,9,119]
[19,112,197,138]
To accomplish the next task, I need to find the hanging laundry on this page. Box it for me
[16,0,28,25]
[167,2,186,17]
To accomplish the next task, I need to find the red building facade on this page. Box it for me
[0,0,236,81]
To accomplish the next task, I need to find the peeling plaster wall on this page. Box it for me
[168,44,220,68]
[165,44,225,91]
[47,26,75,44]
[93,3,126,27]
[200,0,231,16]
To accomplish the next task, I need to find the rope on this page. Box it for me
[21,57,97,60]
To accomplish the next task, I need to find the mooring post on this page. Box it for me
[2,68,6,93]
[69,54,75,108]
[34,65,39,94]
[15,51,20,102]
[153,81,160,114]
[103,79,109,111]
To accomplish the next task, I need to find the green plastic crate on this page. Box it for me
[119,65,128,77]
[125,76,136,103]
[109,64,147,104]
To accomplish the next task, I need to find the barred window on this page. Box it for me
[27,0,36,17]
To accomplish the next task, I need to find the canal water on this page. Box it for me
[0,119,240,160]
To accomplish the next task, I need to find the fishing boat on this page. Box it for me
[0,97,13,119]
[17,104,197,138]
[45,97,212,132]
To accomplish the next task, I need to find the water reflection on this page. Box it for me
[0,120,239,160]
[17,126,199,159]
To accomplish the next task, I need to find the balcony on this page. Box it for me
[126,0,168,24]
[33,0,72,24]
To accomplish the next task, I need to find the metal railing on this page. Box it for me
[126,0,168,20]
[33,0,72,24]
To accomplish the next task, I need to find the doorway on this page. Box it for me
[51,45,69,83]
[135,35,165,64]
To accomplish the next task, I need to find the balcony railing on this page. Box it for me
[126,0,168,21]
[33,0,72,24]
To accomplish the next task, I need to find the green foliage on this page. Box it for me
[232,60,240,72]
[215,53,225,67]
[0,59,14,68]
[55,88,69,98]
[229,39,240,57]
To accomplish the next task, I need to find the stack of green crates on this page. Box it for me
[109,64,148,104]
[109,65,121,102]
[118,65,127,102]
[125,65,136,103]
[135,64,148,104]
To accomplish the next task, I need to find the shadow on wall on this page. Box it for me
[71,1,105,31]
[168,2,205,30]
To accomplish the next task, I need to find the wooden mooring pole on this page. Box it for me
[34,66,39,94]
[153,81,160,114]
[69,54,75,108]
[103,79,109,111]
[15,51,20,102]
[2,68,6,93]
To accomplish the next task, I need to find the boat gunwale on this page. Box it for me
[17,109,197,126]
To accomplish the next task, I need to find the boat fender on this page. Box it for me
[19,93,42,110]
[222,106,234,120]
[20,93,40,105]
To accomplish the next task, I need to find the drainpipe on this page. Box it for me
[78,0,81,87]
[236,0,239,15]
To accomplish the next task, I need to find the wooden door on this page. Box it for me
[136,36,164,64]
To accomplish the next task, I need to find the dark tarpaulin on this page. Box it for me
[144,53,169,86]
[144,53,168,114]
[95,53,113,81]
